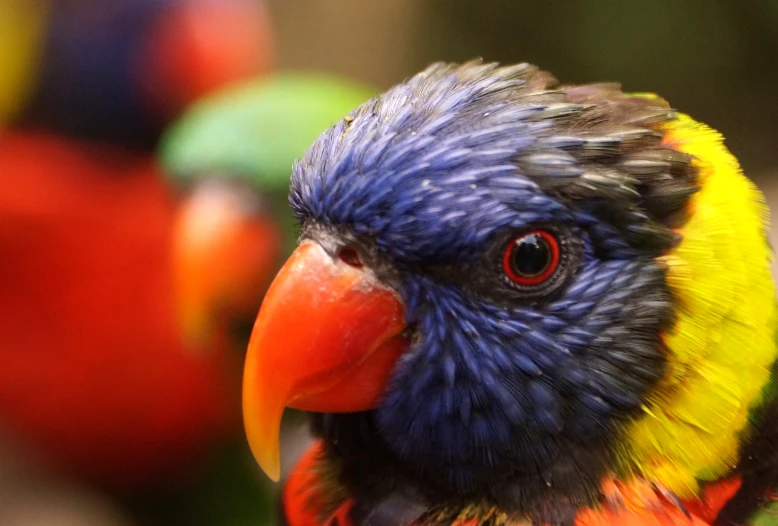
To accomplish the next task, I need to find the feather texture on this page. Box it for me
[623,115,777,496]
[276,61,778,525]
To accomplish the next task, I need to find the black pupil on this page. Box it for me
[512,234,551,277]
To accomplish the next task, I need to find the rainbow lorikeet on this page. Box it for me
[242,61,778,525]
[161,72,376,351]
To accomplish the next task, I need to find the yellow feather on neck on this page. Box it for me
[620,113,778,497]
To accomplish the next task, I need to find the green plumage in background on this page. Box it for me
[162,72,376,192]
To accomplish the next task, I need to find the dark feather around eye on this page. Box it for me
[425,226,582,307]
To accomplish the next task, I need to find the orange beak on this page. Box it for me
[172,180,282,351]
[242,241,407,481]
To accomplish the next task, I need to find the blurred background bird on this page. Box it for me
[0,1,373,521]
[0,0,273,489]
[161,71,375,352]
[0,2,274,523]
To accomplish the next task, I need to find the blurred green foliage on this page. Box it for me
[128,443,275,526]
[753,500,778,526]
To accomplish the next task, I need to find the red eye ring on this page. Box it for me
[502,230,560,286]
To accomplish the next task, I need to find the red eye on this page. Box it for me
[502,230,560,286]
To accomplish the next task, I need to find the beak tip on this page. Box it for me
[244,422,282,482]
[259,455,281,482]
[243,379,284,483]
[252,439,281,482]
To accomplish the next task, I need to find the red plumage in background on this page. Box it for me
[0,0,275,492]
[0,134,235,489]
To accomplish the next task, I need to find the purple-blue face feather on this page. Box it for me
[292,62,698,518]
[291,67,568,263]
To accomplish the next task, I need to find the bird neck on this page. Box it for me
[615,114,778,497]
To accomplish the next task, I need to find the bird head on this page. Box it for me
[163,73,375,353]
[242,62,776,510]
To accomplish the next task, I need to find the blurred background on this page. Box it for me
[0,1,776,525]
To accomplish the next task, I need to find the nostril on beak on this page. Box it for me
[338,246,363,268]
